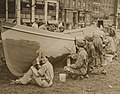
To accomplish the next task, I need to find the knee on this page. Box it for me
[64,66,70,72]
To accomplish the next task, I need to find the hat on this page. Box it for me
[84,35,93,42]
[76,38,86,47]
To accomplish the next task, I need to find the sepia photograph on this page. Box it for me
[0,0,120,94]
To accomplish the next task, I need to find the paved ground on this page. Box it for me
[0,44,120,94]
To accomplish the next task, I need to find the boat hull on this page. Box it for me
[1,22,76,76]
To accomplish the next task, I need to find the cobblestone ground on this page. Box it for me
[0,43,120,94]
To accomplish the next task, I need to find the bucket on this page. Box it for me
[59,73,66,82]
[105,54,113,63]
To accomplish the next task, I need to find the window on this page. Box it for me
[66,0,71,7]
[83,2,86,7]
[69,0,71,7]
[47,2,56,20]
[35,1,45,15]
[78,1,81,8]
[48,3,56,12]
[83,2,86,9]
[73,0,75,8]
[8,0,15,18]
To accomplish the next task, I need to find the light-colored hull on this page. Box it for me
[1,22,76,76]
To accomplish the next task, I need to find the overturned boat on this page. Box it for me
[0,21,104,77]
[0,21,76,77]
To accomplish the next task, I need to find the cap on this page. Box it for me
[76,38,86,47]
[84,35,93,42]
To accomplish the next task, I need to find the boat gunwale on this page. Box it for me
[3,25,75,41]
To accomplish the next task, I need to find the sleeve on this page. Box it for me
[30,66,39,77]
[105,39,114,54]
[68,53,77,59]
[38,65,47,76]
[70,51,86,69]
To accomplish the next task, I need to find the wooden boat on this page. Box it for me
[0,21,76,77]
[0,20,105,77]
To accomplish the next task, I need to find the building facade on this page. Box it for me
[0,0,59,25]
[93,0,119,28]
[59,0,92,29]
[100,0,115,26]
[0,0,120,28]
[58,0,114,29]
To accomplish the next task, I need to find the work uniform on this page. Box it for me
[86,42,96,73]
[93,35,103,67]
[106,28,118,60]
[18,60,54,88]
[103,35,115,63]
[64,47,88,76]
[104,36,116,55]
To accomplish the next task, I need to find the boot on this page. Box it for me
[10,79,22,85]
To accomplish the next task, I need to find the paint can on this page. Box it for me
[59,73,66,82]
